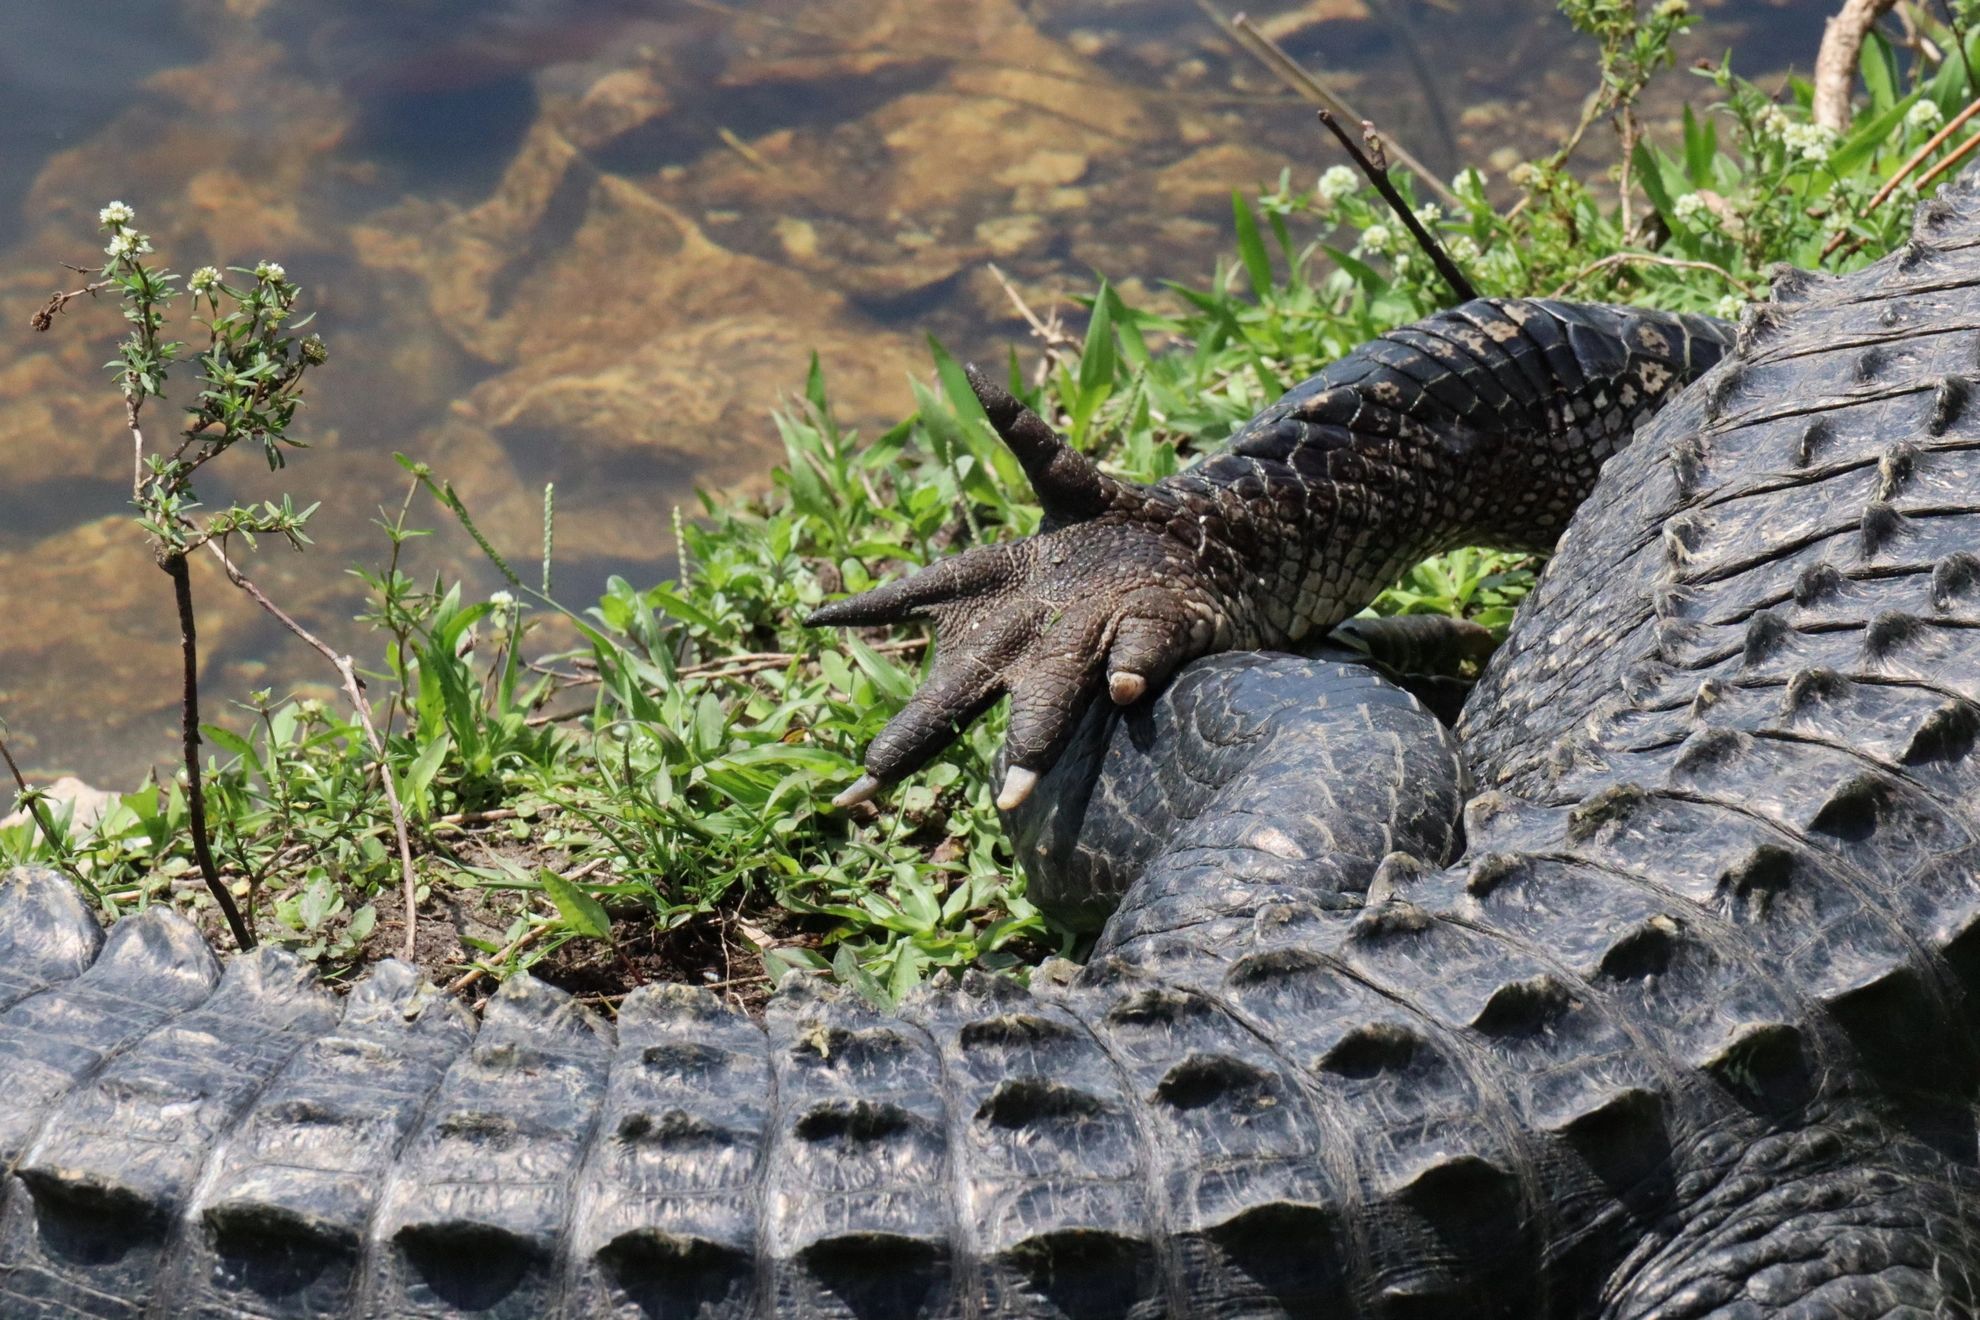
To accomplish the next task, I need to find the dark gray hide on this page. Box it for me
[8,178,1980,1318]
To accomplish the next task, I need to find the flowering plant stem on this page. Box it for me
[30,202,332,950]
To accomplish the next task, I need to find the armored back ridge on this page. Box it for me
[8,177,1980,1318]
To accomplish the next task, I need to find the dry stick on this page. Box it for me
[1821,93,1980,257]
[1814,0,1901,132]
[28,278,115,333]
[986,263,1078,352]
[1916,125,1980,187]
[444,857,611,996]
[163,553,254,949]
[1195,0,1459,208]
[987,263,1078,390]
[203,541,423,961]
[1892,2,1943,64]
[1316,110,1479,305]
[446,923,551,997]
[432,808,520,827]
[683,637,926,682]
[127,400,146,504]
[1547,251,1748,299]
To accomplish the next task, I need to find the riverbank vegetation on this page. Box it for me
[6,0,1978,1009]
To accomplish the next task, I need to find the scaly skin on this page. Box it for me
[809,297,1728,808]
[8,181,1980,1318]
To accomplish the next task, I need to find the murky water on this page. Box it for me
[0,0,1830,785]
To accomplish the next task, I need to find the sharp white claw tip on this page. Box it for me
[832,774,882,809]
[1108,671,1148,705]
[996,766,1039,811]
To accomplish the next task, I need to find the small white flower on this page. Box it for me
[98,201,134,228]
[1653,0,1689,20]
[1452,168,1488,202]
[254,260,286,283]
[1714,294,1745,319]
[1672,192,1708,224]
[1908,99,1945,134]
[1445,234,1481,264]
[187,266,220,294]
[1780,120,1836,162]
[1393,251,1413,272]
[1413,203,1441,226]
[1317,165,1358,205]
[104,231,152,259]
[1361,223,1392,253]
[1760,105,1793,140]
[489,591,516,609]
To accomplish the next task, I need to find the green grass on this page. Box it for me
[8,6,1980,1007]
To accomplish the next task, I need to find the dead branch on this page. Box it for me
[204,540,424,961]
[1917,125,1980,187]
[29,278,115,333]
[1547,250,1748,299]
[1814,0,1901,132]
[444,856,610,995]
[1822,94,1980,257]
[1195,0,1460,207]
[1317,110,1479,304]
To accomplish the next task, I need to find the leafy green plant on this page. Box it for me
[28,209,332,947]
[10,2,1980,1006]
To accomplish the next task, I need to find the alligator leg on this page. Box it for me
[810,302,1730,808]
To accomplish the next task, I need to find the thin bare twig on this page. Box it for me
[1195,0,1460,207]
[987,261,1077,344]
[127,400,146,501]
[1822,93,1980,257]
[204,540,423,961]
[1360,0,1460,170]
[430,807,521,828]
[1916,126,1980,187]
[28,278,115,333]
[1316,110,1478,304]
[446,923,552,996]
[685,637,926,682]
[1814,0,1901,132]
[444,856,611,995]
[1547,250,1747,298]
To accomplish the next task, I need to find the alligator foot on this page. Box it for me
[807,367,1244,810]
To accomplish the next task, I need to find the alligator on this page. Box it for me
[8,173,1980,1317]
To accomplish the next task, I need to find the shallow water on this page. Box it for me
[0,0,1831,786]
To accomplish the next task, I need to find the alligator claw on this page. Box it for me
[831,773,883,810]
[1107,671,1148,705]
[995,766,1039,811]
[808,367,1230,808]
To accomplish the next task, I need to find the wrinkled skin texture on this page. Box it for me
[10,182,1980,1318]
[811,299,1728,808]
